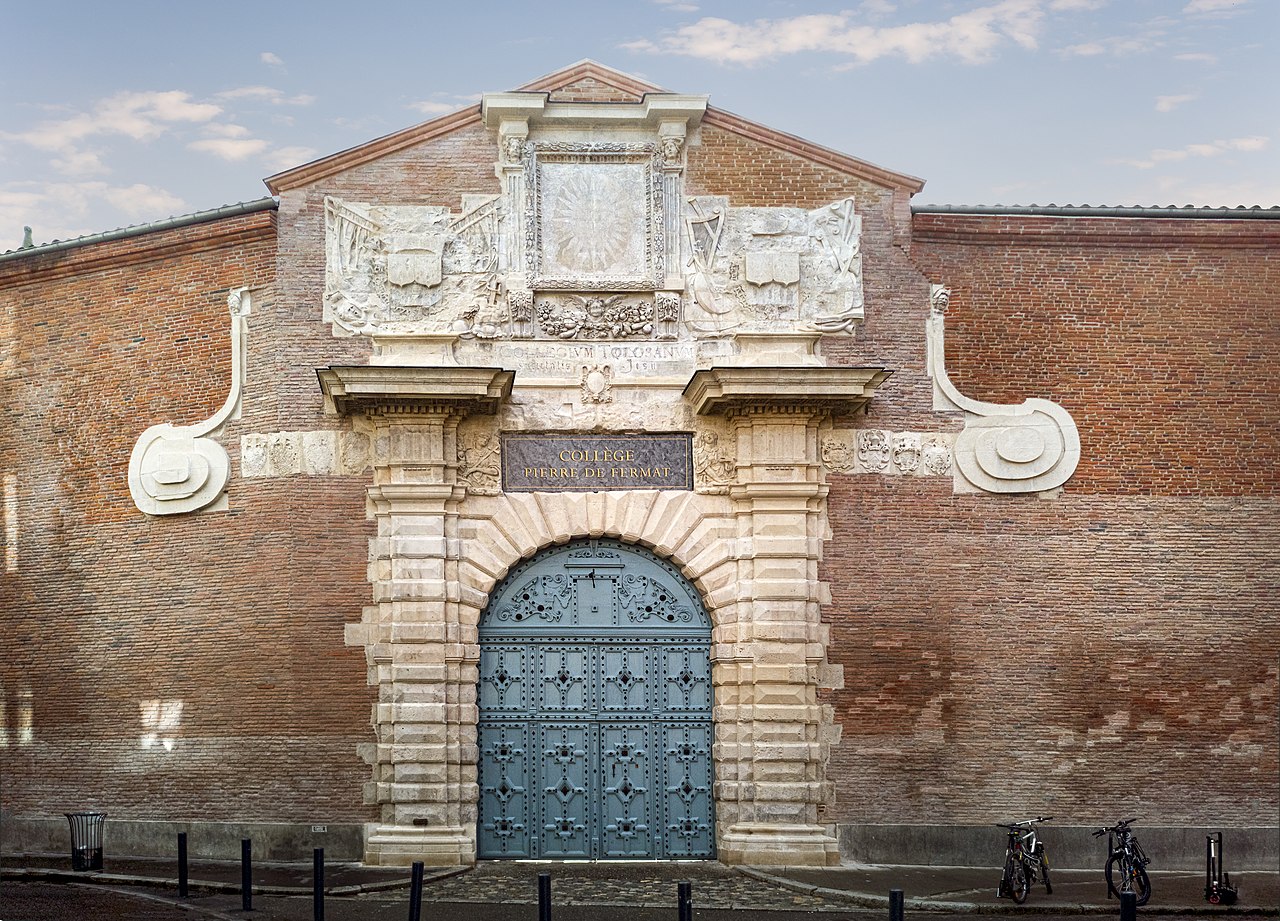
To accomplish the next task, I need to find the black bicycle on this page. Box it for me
[997,816,1054,904]
[1094,817,1151,906]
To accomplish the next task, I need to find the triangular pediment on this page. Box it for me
[517,59,666,102]
[265,61,922,196]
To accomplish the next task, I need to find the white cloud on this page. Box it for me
[204,123,253,139]
[215,86,315,106]
[409,100,462,115]
[1062,41,1106,55]
[99,183,185,218]
[4,91,221,153]
[261,51,285,68]
[1049,0,1104,8]
[264,146,319,172]
[653,0,700,10]
[50,149,109,177]
[1175,52,1217,62]
[188,137,270,161]
[0,180,187,247]
[1155,94,1197,112]
[1183,0,1244,13]
[1139,136,1269,165]
[622,0,1047,66]
[1059,34,1156,57]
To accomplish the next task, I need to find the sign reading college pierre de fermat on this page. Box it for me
[501,433,693,492]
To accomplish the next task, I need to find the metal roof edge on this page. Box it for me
[0,198,279,264]
[912,203,1280,219]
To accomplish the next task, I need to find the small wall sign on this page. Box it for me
[501,433,693,492]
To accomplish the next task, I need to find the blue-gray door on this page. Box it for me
[477,539,714,860]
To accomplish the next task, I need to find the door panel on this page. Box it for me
[600,722,652,857]
[477,722,531,857]
[478,539,714,860]
[660,722,714,857]
[537,723,593,859]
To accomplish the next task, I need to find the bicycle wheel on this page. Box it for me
[1035,844,1052,894]
[1106,854,1151,906]
[1005,855,1030,904]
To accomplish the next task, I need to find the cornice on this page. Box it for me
[702,108,925,194]
[317,365,515,417]
[0,209,276,289]
[264,107,484,194]
[684,366,892,417]
[911,212,1280,248]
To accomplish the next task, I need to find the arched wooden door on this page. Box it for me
[477,539,715,860]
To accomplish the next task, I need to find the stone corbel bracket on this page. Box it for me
[926,284,1080,494]
[128,287,252,516]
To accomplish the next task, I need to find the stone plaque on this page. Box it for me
[502,433,693,492]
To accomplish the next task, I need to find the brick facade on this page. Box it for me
[1,64,1275,864]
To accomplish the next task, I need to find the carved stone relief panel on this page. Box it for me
[580,364,613,404]
[240,430,373,477]
[820,433,855,474]
[819,430,955,478]
[458,420,502,495]
[683,196,865,337]
[324,196,504,337]
[526,143,663,290]
[693,420,736,494]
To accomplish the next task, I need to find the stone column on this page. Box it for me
[319,367,513,866]
[684,366,889,867]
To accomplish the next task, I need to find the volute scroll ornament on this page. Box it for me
[128,287,252,516]
[927,283,1081,494]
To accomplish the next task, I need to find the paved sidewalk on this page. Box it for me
[2,853,1277,917]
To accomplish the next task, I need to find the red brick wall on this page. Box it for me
[3,104,1275,845]
[814,213,1279,828]
[0,210,377,825]
[910,214,1280,495]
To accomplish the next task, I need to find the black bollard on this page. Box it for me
[177,832,188,899]
[538,871,552,921]
[313,848,325,921]
[407,861,424,921]
[1120,890,1136,921]
[678,880,692,921]
[889,888,905,921]
[241,839,253,912]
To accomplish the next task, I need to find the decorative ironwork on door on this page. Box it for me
[478,539,714,860]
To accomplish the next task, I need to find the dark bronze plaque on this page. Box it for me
[501,433,693,492]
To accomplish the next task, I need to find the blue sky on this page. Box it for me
[2,0,1275,251]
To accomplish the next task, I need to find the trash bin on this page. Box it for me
[65,811,106,871]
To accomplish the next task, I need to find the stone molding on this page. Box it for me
[329,366,853,867]
[684,366,891,417]
[481,92,708,131]
[317,366,514,417]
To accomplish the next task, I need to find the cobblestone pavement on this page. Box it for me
[411,860,848,910]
